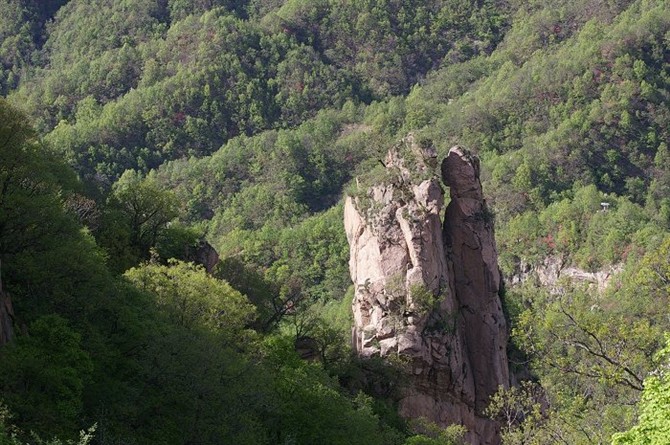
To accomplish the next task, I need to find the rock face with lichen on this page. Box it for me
[344,135,509,445]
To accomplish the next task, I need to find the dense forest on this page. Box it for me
[0,0,669,443]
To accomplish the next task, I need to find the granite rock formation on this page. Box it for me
[508,255,622,294]
[344,135,509,444]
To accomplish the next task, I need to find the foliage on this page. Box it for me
[124,260,255,335]
[0,315,92,438]
[497,184,655,272]
[486,382,545,445]
[612,336,670,445]
[0,416,96,445]
[403,418,467,445]
[98,169,178,271]
[212,202,352,331]
[505,234,670,442]
[0,97,414,445]
[263,336,388,445]
[1,1,670,443]
[3,0,508,183]
[0,98,77,258]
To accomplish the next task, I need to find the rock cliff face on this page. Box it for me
[508,256,622,294]
[344,136,509,444]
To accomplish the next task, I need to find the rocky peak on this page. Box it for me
[344,137,509,444]
[443,147,509,416]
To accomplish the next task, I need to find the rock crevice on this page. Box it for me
[344,136,509,445]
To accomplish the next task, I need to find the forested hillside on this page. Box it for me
[1,0,669,444]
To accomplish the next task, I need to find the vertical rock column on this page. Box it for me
[344,138,509,445]
[443,147,510,435]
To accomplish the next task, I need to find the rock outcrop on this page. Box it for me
[442,147,509,417]
[344,135,509,444]
[509,256,622,294]
[188,240,220,274]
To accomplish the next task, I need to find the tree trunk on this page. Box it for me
[0,259,14,345]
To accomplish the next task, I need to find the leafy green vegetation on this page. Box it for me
[0,0,508,185]
[612,336,670,445]
[0,98,420,445]
[1,0,669,443]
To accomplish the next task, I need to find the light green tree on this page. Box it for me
[111,170,178,254]
[612,336,670,445]
[99,170,178,272]
[124,260,255,334]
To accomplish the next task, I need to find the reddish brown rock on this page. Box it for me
[443,147,509,419]
[345,137,509,444]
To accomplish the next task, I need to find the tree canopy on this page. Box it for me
[0,0,669,443]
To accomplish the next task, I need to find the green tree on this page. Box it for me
[100,170,178,271]
[124,260,255,334]
[612,336,670,445]
[0,99,77,260]
[0,315,93,438]
[262,336,394,445]
[401,418,467,445]
[112,170,177,251]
